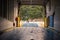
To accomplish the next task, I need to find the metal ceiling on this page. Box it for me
[18,0,48,5]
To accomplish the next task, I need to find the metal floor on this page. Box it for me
[0,27,60,40]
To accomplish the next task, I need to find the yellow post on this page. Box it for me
[44,17,48,28]
[18,17,20,27]
[15,17,20,27]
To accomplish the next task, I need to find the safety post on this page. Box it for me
[15,17,20,27]
[44,17,48,28]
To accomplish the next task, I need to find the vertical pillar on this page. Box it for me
[17,2,21,27]
[44,5,48,28]
[15,1,21,27]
